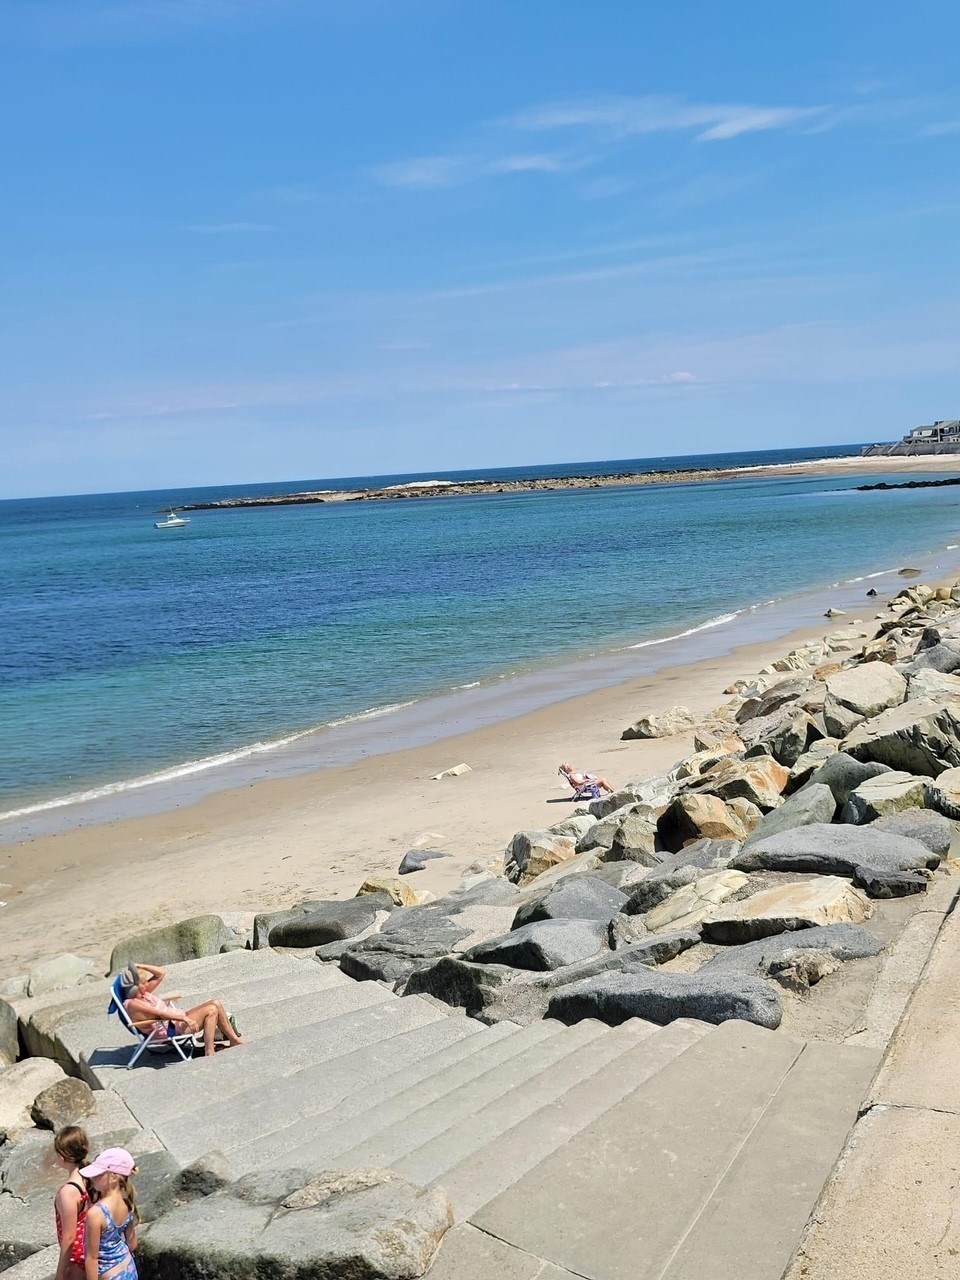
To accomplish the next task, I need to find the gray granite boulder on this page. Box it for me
[602,810,661,864]
[398,849,452,875]
[138,1167,453,1280]
[803,752,891,806]
[852,866,929,898]
[109,915,233,972]
[338,881,520,985]
[843,699,960,776]
[743,783,836,845]
[731,823,939,877]
[25,955,98,999]
[702,923,883,976]
[871,809,954,857]
[404,932,699,1021]
[268,894,395,947]
[575,803,648,854]
[512,878,627,929]
[547,969,782,1030]
[621,865,702,916]
[253,902,323,950]
[901,639,960,675]
[463,918,608,972]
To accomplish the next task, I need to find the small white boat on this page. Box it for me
[154,511,190,529]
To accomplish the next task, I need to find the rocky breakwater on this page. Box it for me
[323,577,960,1037]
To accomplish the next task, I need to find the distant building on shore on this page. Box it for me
[862,419,960,456]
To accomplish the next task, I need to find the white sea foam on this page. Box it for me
[0,699,420,823]
[627,610,740,650]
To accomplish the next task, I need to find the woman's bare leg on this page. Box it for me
[186,1000,246,1048]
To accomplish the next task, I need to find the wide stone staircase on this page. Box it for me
[6,947,881,1279]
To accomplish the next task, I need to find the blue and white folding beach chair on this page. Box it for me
[108,975,195,1069]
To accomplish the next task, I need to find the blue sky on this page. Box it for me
[3,0,960,497]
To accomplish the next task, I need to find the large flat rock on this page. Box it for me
[702,876,872,944]
[843,698,960,776]
[731,823,939,878]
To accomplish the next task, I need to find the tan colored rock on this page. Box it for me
[727,795,763,834]
[355,876,421,907]
[906,668,960,703]
[644,870,749,933]
[703,876,872,944]
[504,830,577,884]
[622,706,697,740]
[842,771,927,824]
[703,755,791,810]
[925,766,960,819]
[825,663,908,720]
[657,793,746,853]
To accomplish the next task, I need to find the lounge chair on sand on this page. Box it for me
[558,762,614,801]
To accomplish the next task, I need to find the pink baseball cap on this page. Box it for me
[80,1148,136,1178]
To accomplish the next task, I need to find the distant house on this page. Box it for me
[904,419,960,443]
[862,418,960,456]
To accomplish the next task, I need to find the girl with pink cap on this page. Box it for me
[80,1149,139,1280]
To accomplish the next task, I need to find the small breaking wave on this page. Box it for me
[0,698,421,823]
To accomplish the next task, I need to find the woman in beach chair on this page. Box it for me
[119,964,245,1058]
[558,762,614,799]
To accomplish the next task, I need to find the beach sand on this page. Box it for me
[0,615,879,976]
[4,451,960,978]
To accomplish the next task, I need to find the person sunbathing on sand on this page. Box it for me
[558,762,614,795]
[119,963,246,1058]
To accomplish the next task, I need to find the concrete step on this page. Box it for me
[394,1019,657,1195]
[108,992,446,1122]
[471,1020,804,1280]
[83,976,394,1096]
[160,1014,491,1167]
[662,1038,880,1280]
[0,1244,61,1279]
[425,1223,579,1280]
[439,1018,709,1221]
[327,1020,609,1171]
[239,1019,553,1174]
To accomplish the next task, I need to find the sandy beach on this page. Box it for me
[4,451,960,979]
[0,614,909,976]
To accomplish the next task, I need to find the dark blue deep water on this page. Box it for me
[3,445,959,816]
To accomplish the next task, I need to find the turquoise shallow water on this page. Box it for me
[3,445,960,824]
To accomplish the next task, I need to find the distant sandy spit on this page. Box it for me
[178,454,960,511]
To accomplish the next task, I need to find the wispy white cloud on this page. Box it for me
[373,151,570,189]
[506,94,826,142]
[186,222,275,233]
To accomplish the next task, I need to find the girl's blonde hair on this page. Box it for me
[53,1126,89,1167]
[117,1173,140,1224]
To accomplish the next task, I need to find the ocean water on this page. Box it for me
[3,444,960,829]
